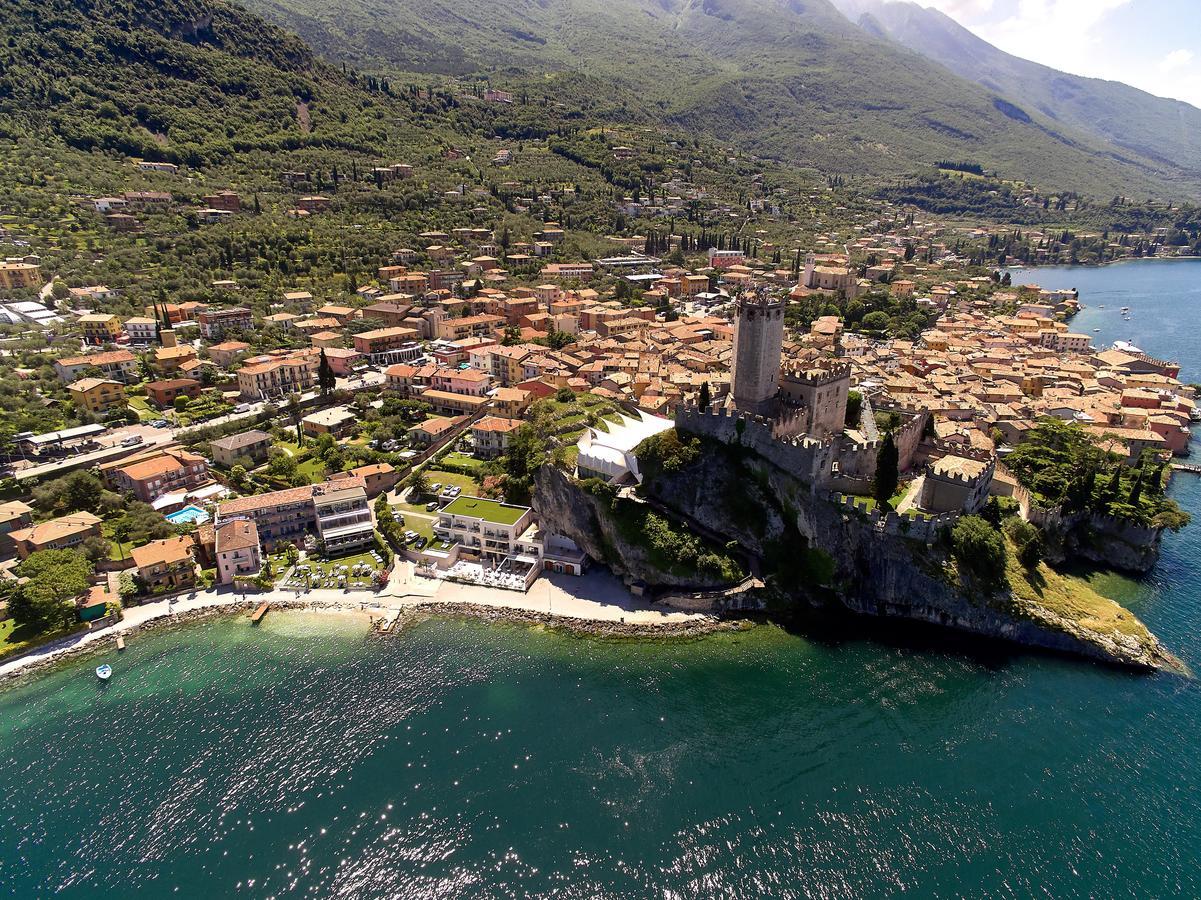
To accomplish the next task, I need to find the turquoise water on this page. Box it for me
[2,260,1200,897]
[164,505,210,525]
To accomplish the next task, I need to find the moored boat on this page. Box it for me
[96,664,112,680]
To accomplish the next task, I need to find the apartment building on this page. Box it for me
[470,416,524,459]
[10,512,103,559]
[54,350,139,384]
[104,448,210,503]
[434,314,505,342]
[0,260,43,289]
[313,483,375,554]
[435,496,536,566]
[80,313,122,345]
[198,307,253,340]
[130,536,197,592]
[352,327,421,360]
[123,316,158,345]
[236,352,317,400]
[215,519,262,585]
[145,378,202,409]
[210,430,272,468]
[214,478,372,553]
[67,377,126,414]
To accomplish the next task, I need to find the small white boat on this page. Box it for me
[95,664,112,680]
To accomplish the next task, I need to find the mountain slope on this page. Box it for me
[241,0,1200,199]
[832,0,1201,191]
[0,0,405,166]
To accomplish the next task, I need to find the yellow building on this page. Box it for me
[79,313,123,345]
[67,377,126,414]
[0,261,43,290]
[153,343,198,375]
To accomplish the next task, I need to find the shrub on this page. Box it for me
[1003,517,1043,569]
[952,515,1008,588]
[634,429,699,481]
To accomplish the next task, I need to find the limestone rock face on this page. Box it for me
[533,443,1179,672]
[532,465,738,590]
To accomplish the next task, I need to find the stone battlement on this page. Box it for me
[833,493,960,542]
[676,404,835,486]
[780,360,852,386]
[924,439,995,465]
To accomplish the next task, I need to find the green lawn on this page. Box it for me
[440,452,485,470]
[390,507,437,542]
[0,617,86,662]
[101,520,133,562]
[286,548,386,590]
[127,395,158,422]
[442,495,529,525]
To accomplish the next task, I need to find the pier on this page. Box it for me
[250,603,271,625]
[1171,463,1201,475]
[374,610,402,634]
[116,635,125,652]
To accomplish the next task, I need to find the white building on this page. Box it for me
[313,483,375,554]
[575,410,674,484]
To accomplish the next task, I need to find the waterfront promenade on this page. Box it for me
[0,563,709,679]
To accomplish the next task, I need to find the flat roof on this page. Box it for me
[442,495,530,526]
[18,423,107,446]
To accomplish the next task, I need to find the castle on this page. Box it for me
[728,287,850,440]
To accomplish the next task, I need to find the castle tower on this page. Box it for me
[779,363,851,439]
[730,290,785,416]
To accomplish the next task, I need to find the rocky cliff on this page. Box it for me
[533,436,1182,673]
[532,464,744,591]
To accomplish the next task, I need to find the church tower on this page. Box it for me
[730,289,785,416]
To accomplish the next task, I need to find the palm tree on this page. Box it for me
[112,522,131,561]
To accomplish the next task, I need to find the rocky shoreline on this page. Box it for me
[0,596,744,684]
[384,600,748,639]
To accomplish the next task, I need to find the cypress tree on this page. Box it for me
[1128,471,1144,506]
[318,349,336,395]
[873,433,899,505]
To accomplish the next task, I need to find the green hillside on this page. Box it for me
[241,0,1199,199]
[833,0,1201,193]
[0,0,419,167]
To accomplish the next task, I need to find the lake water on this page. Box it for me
[2,260,1200,897]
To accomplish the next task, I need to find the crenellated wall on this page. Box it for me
[675,404,836,486]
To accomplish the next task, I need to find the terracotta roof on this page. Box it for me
[117,449,205,482]
[210,430,271,452]
[130,535,194,569]
[217,484,316,516]
[9,512,102,547]
[56,350,136,367]
[216,518,259,554]
[472,416,523,433]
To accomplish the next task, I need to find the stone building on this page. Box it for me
[729,290,785,416]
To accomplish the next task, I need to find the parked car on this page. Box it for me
[430,482,442,493]
[234,403,252,413]
[403,530,418,542]
[425,501,439,512]
[120,435,144,447]
[151,419,170,428]
[392,511,405,525]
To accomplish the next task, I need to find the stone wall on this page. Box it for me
[675,405,834,487]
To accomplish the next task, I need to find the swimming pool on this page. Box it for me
[164,504,210,525]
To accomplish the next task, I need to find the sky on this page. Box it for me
[915,0,1201,109]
